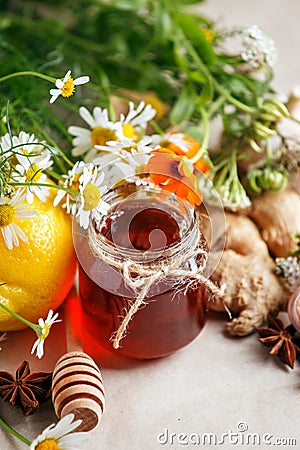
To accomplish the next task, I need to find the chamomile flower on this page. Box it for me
[152,132,192,153]
[14,151,53,203]
[94,135,153,160]
[1,133,15,158]
[115,149,151,179]
[77,164,110,229]
[31,309,61,359]
[49,69,89,104]
[53,160,86,215]
[0,131,44,156]
[119,101,156,136]
[0,189,37,250]
[68,106,125,161]
[30,413,89,450]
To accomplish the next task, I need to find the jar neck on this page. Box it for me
[88,182,200,266]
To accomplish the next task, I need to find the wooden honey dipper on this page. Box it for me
[52,288,105,432]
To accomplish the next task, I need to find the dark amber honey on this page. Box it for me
[77,196,207,359]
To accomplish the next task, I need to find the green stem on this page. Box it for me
[214,163,229,188]
[51,147,74,169]
[0,415,31,446]
[190,107,210,164]
[181,33,256,115]
[149,120,164,135]
[214,80,255,114]
[207,96,226,119]
[18,108,72,170]
[0,302,39,333]
[45,169,64,181]
[8,181,79,196]
[289,116,300,126]
[0,71,55,84]
[230,149,238,178]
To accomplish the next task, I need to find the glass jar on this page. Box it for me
[73,182,209,359]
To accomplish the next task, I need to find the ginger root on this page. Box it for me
[248,188,300,257]
[209,213,290,336]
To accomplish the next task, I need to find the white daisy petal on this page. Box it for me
[12,190,27,206]
[68,126,91,138]
[31,338,39,355]
[49,88,60,95]
[2,226,13,250]
[37,341,44,359]
[11,225,19,247]
[15,209,37,219]
[79,106,97,128]
[26,191,35,204]
[72,136,91,147]
[31,186,48,203]
[63,70,72,82]
[94,107,110,127]
[79,210,90,229]
[46,309,53,322]
[45,416,78,440]
[74,75,90,85]
[59,433,89,447]
[71,146,90,157]
[30,414,89,450]
[55,79,64,89]
[84,148,99,162]
[122,101,156,128]
[50,90,61,104]
[11,223,28,243]
[0,189,38,249]
[53,189,66,207]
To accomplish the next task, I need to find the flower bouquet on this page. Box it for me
[0,0,300,448]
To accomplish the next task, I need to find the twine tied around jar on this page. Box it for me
[88,226,224,349]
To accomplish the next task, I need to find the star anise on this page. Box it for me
[257,315,297,369]
[0,360,52,416]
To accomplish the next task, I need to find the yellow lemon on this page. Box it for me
[0,187,77,331]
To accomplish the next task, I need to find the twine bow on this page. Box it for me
[88,225,223,349]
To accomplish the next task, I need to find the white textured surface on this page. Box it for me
[1,1,300,449]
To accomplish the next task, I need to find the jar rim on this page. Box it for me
[89,181,200,264]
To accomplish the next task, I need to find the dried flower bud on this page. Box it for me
[2,185,15,198]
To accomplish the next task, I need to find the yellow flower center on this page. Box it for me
[0,204,15,227]
[26,163,42,182]
[61,76,75,98]
[35,438,59,450]
[69,173,81,193]
[40,323,51,341]
[202,28,214,42]
[91,127,117,146]
[160,139,171,148]
[83,183,101,210]
[122,124,135,139]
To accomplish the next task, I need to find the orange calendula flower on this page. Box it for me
[144,148,203,206]
[160,133,210,173]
